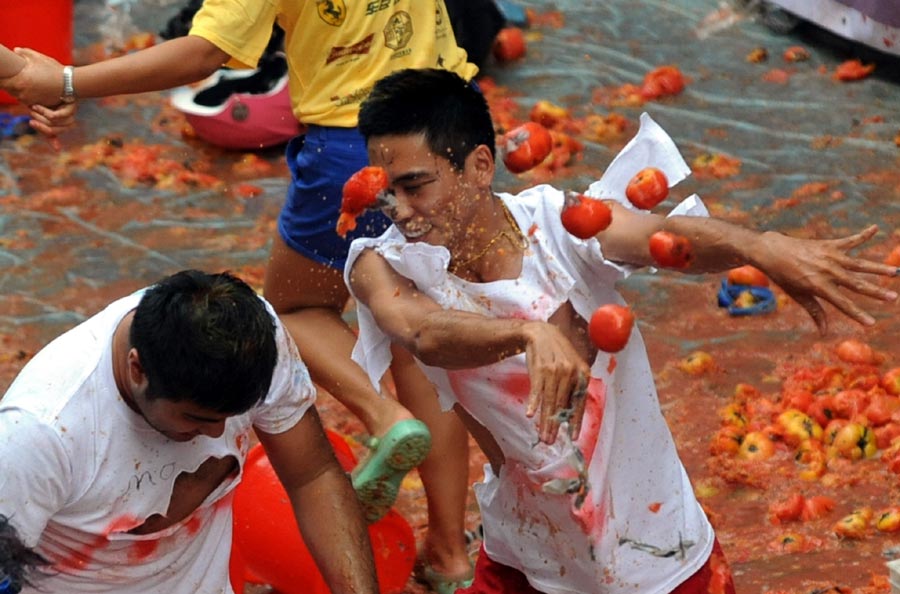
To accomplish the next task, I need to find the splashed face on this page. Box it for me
[366,133,480,250]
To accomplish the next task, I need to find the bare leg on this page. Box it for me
[263,233,410,436]
[391,346,474,579]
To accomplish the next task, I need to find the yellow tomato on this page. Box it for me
[833,509,871,539]
[831,422,877,460]
[738,431,776,461]
[876,507,900,533]
[777,409,823,446]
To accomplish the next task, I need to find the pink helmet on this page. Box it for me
[170,62,302,150]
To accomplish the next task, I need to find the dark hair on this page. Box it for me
[129,270,277,414]
[358,68,496,170]
[0,514,47,593]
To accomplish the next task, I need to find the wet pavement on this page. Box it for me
[2,1,900,592]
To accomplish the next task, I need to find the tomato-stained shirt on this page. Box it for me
[346,114,716,594]
[189,0,478,127]
[0,291,314,594]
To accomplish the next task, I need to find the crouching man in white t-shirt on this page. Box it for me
[0,270,378,594]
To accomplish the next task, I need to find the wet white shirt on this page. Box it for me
[0,290,314,594]
[347,114,715,593]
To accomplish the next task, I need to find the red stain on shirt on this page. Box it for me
[128,537,160,561]
[51,535,107,572]
[497,372,531,405]
[185,515,203,535]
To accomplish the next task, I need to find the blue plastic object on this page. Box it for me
[0,113,32,139]
[717,279,776,316]
[497,0,529,27]
[0,574,14,594]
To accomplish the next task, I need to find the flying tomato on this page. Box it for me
[625,167,669,210]
[560,192,612,239]
[588,304,634,353]
[648,231,693,269]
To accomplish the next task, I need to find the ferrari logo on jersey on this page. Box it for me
[317,0,346,26]
[383,11,413,50]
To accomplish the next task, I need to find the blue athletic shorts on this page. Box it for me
[277,125,391,271]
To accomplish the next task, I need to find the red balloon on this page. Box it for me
[231,431,416,593]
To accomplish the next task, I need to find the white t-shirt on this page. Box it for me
[0,290,315,594]
[347,114,715,594]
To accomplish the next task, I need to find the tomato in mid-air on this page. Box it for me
[648,231,693,269]
[727,265,769,287]
[336,166,390,237]
[625,167,669,210]
[560,192,612,239]
[492,27,526,63]
[588,304,634,353]
[502,122,553,174]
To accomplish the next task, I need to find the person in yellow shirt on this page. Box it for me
[2,2,478,591]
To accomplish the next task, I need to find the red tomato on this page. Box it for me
[882,367,900,396]
[625,167,669,210]
[560,192,612,239]
[588,304,635,353]
[337,166,390,237]
[639,65,685,100]
[834,339,881,365]
[529,100,569,129]
[865,394,900,426]
[648,231,693,269]
[492,27,526,63]
[806,395,836,428]
[769,493,804,524]
[885,245,900,267]
[833,59,875,81]
[727,265,769,287]
[502,122,553,174]
[801,496,836,521]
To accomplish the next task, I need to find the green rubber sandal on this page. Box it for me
[415,562,475,594]
[351,418,431,523]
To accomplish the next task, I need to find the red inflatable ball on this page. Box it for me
[231,432,416,593]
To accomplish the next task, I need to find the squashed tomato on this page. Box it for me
[833,508,872,539]
[560,192,612,239]
[529,100,570,129]
[881,367,900,396]
[833,59,875,81]
[834,338,881,365]
[588,304,634,353]
[502,122,553,174]
[710,424,745,456]
[727,265,769,287]
[492,27,527,63]
[801,495,835,521]
[648,231,693,269]
[639,65,685,100]
[336,166,390,237]
[625,167,669,210]
[678,351,715,375]
[769,492,804,524]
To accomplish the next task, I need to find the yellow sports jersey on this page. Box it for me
[190,0,478,128]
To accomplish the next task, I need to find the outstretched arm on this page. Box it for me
[349,249,591,443]
[597,202,898,334]
[4,36,228,107]
[0,44,25,79]
[256,408,379,594]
